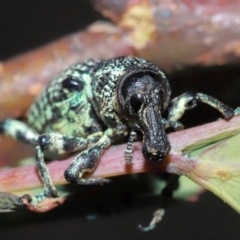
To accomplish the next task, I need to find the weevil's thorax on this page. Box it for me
[91,56,171,128]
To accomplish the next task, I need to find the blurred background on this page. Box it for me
[0,1,240,239]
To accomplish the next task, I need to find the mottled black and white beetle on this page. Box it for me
[0,56,235,204]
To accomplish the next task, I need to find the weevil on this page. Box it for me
[0,56,235,205]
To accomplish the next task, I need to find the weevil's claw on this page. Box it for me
[138,224,156,232]
[19,194,32,205]
[138,209,165,233]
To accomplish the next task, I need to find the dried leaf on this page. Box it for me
[0,192,23,212]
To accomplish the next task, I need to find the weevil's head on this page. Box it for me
[117,69,171,161]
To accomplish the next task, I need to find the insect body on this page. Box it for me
[0,56,235,204]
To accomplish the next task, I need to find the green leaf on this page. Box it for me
[187,133,240,213]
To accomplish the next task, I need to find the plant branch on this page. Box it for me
[1,115,239,195]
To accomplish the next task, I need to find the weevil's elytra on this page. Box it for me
[0,56,236,204]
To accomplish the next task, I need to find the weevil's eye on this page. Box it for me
[130,94,143,114]
[62,77,84,92]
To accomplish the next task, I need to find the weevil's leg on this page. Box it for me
[33,145,59,203]
[124,130,137,165]
[161,118,184,131]
[234,107,240,115]
[139,174,180,232]
[167,92,235,124]
[196,93,234,119]
[0,119,55,205]
[167,92,198,123]
[0,119,39,144]
[139,209,165,232]
[124,123,141,165]
[64,128,119,185]
[161,174,180,199]
[34,132,98,203]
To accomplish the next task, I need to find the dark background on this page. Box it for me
[1,1,240,239]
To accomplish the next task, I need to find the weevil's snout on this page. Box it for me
[140,105,171,161]
[142,146,169,162]
[142,137,170,161]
